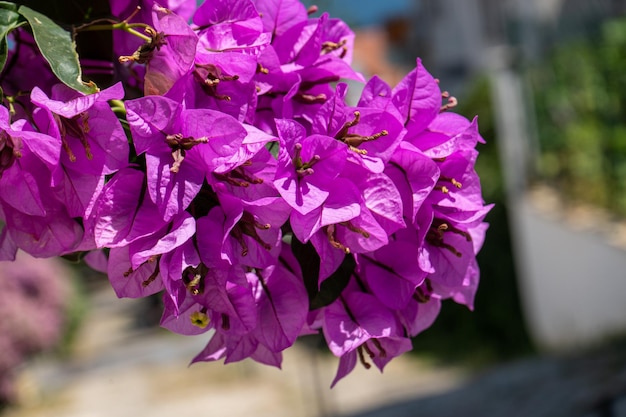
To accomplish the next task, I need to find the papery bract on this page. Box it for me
[144,4,199,96]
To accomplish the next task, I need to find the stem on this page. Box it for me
[76,21,152,42]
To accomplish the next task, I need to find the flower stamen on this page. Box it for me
[371,339,387,358]
[426,220,471,257]
[230,211,273,256]
[335,111,361,140]
[321,39,347,58]
[339,221,370,239]
[256,63,269,74]
[336,111,388,149]
[214,165,263,187]
[439,91,459,113]
[142,261,160,287]
[54,112,92,161]
[193,63,239,101]
[221,313,230,331]
[119,27,167,63]
[357,345,372,369]
[413,279,433,303]
[439,175,462,189]
[294,92,327,104]
[165,133,208,173]
[293,143,321,177]
[326,225,350,254]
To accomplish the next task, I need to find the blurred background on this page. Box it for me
[3,0,626,416]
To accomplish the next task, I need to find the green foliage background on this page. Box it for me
[528,17,626,217]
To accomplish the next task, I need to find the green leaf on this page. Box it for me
[18,5,97,94]
[0,2,18,12]
[0,4,25,73]
[265,140,279,158]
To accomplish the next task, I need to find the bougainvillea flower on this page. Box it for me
[92,167,167,248]
[248,264,308,352]
[321,283,411,387]
[126,95,247,221]
[110,0,196,62]
[274,119,348,215]
[387,141,439,222]
[194,0,270,53]
[169,50,259,122]
[392,58,441,134]
[107,244,164,298]
[1,201,86,258]
[0,109,60,217]
[143,4,199,96]
[399,296,442,338]
[161,290,214,336]
[289,177,361,244]
[195,185,282,269]
[341,164,405,236]
[201,267,258,334]
[358,240,428,310]
[30,82,128,175]
[255,0,308,38]
[272,13,360,83]
[29,83,128,220]
[189,263,307,367]
[128,211,195,269]
[192,328,283,368]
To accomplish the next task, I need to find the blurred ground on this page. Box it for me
[1,282,466,417]
[344,343,626,417]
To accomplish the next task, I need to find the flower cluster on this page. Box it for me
[0,0,491,385]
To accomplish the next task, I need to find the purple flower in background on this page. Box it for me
[0,252,73,404]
